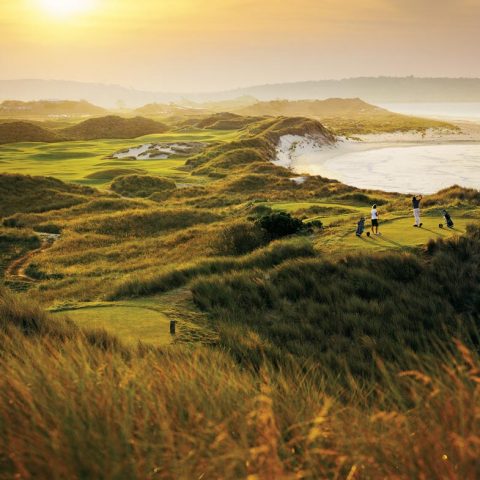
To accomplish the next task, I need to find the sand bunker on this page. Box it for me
[113,142,206,160]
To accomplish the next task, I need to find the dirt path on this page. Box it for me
[5,233,59,283]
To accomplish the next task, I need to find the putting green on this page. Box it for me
[54,305,173,345]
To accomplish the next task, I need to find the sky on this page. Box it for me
[1,0,479,92]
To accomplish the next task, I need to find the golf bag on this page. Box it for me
[443,211,454,228]
[356,219,365,236]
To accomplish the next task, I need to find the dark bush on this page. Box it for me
[307,219,323,230]
[34,223,61,234]
[2,217,25,228]
[256,211,304,240]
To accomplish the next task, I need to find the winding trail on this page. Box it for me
[5,233,59,283]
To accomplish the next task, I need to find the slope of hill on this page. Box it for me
[0,174,94,217]
[0,121,62,145]
[0,100,106,117]
[61,115,169,140]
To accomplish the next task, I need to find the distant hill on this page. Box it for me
[234,98,387,117]
[135,96,258,117]
[61,115,168,140]
[0,100,106,117]
[2,77,480,107]
[0,121,62,144]
[179,96,258,112]
[135,103,210,116]
[227,77,480,103]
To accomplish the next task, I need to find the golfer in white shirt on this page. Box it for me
[371,204,380,235]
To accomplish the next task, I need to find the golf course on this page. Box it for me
[1,105,480,479]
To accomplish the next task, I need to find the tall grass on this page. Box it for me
[191,225,480,375]
[108,239,314,299]
[1,288,480,479]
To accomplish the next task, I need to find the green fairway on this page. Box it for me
[53,303,173,345]
[319,215,475,254]
[264,201,480,254]
[0,129,240,187]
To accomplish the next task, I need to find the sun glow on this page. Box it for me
[39,0,94,17]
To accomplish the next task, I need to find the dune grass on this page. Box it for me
[1,287,480,479]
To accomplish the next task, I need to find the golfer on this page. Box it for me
[412,195,423,227]
[371,204,379,235]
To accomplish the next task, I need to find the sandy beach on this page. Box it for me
[275,120,480,194]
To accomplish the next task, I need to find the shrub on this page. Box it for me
[215,221,267,255]
[34,223,61,234]
[2,216,25,228]
[307,219,323,229]
[256,211,305,240]
[24,263,49,280]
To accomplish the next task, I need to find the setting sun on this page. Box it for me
[39,0,93,16]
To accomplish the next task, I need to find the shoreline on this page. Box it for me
[275,120,480,194]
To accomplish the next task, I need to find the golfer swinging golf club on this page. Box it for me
[371,204,380,235]
[412,194,423,227]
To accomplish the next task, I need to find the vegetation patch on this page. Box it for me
[110,174,176,198]
[78,208,222,237]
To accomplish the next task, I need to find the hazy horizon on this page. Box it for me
[2,0,480,92]
[3,75,480,96]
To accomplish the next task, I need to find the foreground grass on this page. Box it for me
[1,287,480,479]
